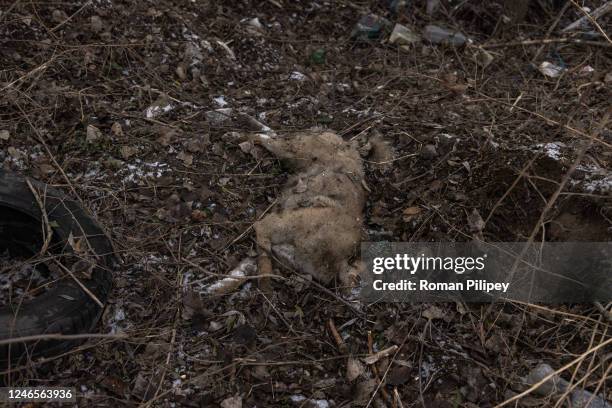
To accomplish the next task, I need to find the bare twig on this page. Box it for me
[0,332,126,346]
[496,337,612,407]
[563,1,612,38]
[328,319,348,354]
[567,0,611,43]
[53,259,104,308]
[25,179,53,257]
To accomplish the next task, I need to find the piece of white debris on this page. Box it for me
[204,258,257,295]
[213,95,229,107]
[289,71,306,81]
[145,103,174,119]
[538,61,565,78]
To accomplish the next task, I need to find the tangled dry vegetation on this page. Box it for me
[0,0,611,406]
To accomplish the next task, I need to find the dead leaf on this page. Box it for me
[177,151,193,166]
[191,209,207,222]
[67,232,85,253]
[156,127,179,146]
[36,163,55,176]
[467,208,485,233]
[111,122,123,137]
[100,375,128,397]
[0,130,9,141]
[402,206,421,222]
[7,146,23,159]
[346,357,365,382]
[86,125,102,143]
[422,305,445,320]
[120,146,138,159]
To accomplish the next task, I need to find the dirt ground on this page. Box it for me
[1,0,611,406]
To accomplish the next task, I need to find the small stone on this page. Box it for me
[0,130,9,141]
[420,144,438,159]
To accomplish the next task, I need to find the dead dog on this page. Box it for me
[248,130,366,285]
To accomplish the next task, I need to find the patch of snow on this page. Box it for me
[145,103,174,119]
[572,165,612,194]
[121,160,170,183]
[290,395,306,403]
[536,142,564,160]
[213,96,228,107]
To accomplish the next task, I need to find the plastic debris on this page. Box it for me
[538,61,565,78]
[423,25,469,46]
[310,48,326,65]
[389,23,420,46]
[351,14,391,41]
[525,364,612,408]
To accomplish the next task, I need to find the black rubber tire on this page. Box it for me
[0,171,115,364]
